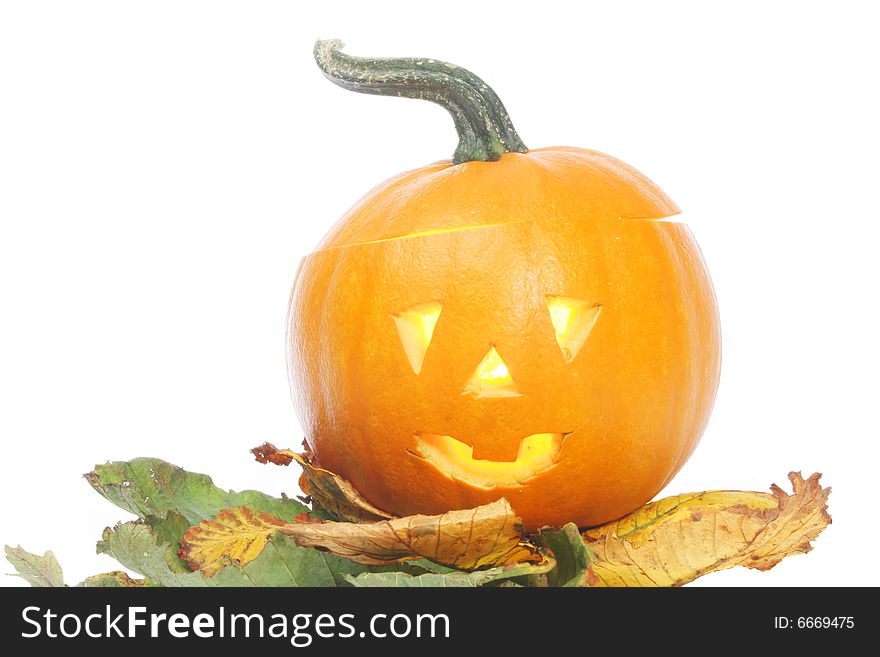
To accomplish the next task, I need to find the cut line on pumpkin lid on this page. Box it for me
[314,220,526,252]
[312,212,684,253]
[621,211,684,223]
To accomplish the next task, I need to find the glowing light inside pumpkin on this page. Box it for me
[461,346,521,398]
[546,296,602,362]
[412,432,565,489]
[391,302,442,374]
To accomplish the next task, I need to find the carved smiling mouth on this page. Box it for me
[410,432,568,489]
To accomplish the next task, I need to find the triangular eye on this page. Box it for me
[461,346,521,398]
[547,296,602,362]
[391,302,442,374]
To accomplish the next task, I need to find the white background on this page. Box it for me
[2,1,878,587]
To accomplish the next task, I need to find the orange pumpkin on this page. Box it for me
[287,41,721,530]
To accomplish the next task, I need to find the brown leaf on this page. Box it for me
[292,511,322,524]
[179,506,285,576]
[251,442,392,522]
[293,447,394,522]
[584,472,831,587]
[280,497,542,569]
[250,442,295,466]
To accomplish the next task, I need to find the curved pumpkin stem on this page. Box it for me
[313,40,528,164]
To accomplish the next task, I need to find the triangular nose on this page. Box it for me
[461,346,521,398]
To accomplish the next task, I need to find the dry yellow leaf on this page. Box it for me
[252,442,393,522]
[280,497,542,569]
[179,506,285,576]
[584,472,831,587]
[80,571,147,587]
[292,451,395,523]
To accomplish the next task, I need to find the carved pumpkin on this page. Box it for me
[287,41,721,530]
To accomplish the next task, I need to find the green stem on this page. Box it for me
[313,40,528,164]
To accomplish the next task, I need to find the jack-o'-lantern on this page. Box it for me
[287,41,721,530]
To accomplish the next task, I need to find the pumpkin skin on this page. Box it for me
[287,146,721,530]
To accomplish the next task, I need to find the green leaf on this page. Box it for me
[346,571,495,587]
[4,546,65,587]
[346,557,556,587]
[404,559,459,574]
[98,523,212,586]
[145,511,192,545]
[99,521,371,587]
[536,523,593,587]
[85,458,309,524]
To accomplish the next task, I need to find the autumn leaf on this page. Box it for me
[4,546,65,587]
[584,472,831,587]
[251,442,295,466]
[100,521,372,587]
[280,497,542,569]
[179,497,540,573]
[98,523,211,587]
[8,455,832,588]
[86,457,309,524]
[6,546,148,588]
[252,443,393,522]
[346,571,497,587]
[346,559,556,587]
[179,506,285,575]
[536,523,593,587]
[77,572,147,587]
[84,458,313,574]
